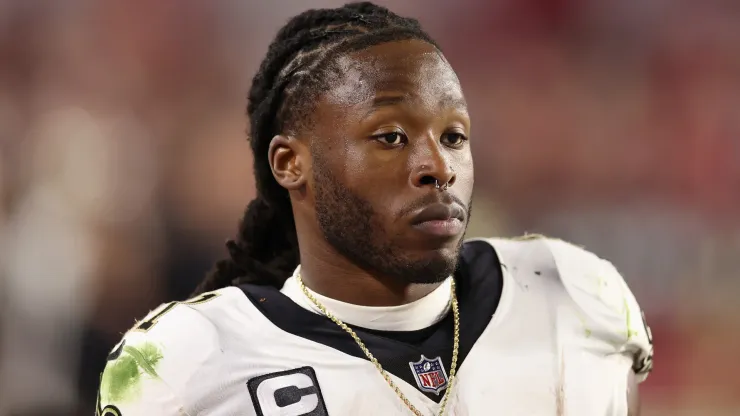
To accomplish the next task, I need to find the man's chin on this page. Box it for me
[399,251,459,285]
[409,238,464,260]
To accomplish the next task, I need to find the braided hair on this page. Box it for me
[193,2,439,295]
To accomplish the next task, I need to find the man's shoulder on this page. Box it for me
[467,234,638,321]
[124,287,245,346]
[97,288,250,414]
[467,233,592,262]
[466,234,615,280]
[468,235,653,381]
[100,288,247,397]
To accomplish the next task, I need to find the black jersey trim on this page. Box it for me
[238,240,504,403]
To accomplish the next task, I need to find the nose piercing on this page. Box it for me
[435,179,449,191]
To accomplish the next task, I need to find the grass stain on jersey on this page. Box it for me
[101,342,164,402]
[624,297,640,339]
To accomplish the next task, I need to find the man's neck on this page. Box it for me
[297,246,441,307]
[282,271,452,330]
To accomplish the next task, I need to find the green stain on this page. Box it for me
[574,308,592,338]
[101,342,164,403]
[624,298,638,339]
[597,274,636,340]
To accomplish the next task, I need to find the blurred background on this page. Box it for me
[0,0,738,415]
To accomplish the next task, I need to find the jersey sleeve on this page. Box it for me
[97,337,187,416]
[97,293,225,415]
[543,238,654,382]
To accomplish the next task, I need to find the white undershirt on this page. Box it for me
[280,265,452,331]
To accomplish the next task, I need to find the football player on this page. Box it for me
[97,2,653,415]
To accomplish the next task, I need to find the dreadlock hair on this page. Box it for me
[193,2,439,295]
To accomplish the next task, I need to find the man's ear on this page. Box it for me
[268,135,308,190]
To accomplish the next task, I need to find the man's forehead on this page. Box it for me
[325,47,463,108]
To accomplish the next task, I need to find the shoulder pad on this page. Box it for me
[472,235,654,382]
[125,291,225,389]
[541,238,653,382]
[98,289,230,413]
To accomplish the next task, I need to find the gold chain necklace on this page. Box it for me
[296,271,460,416]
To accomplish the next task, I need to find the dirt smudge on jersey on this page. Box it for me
[101,341,164,402]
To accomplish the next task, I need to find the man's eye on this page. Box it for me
[374,132,407,146]
[442,132,468,147]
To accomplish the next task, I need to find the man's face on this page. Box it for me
[308,39,474,284]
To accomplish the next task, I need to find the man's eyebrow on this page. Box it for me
[362,94,407,118]
[362,94,467,119]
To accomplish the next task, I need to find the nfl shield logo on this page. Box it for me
[409,355,449,395]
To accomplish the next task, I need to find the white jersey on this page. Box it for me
[97,237,653,416]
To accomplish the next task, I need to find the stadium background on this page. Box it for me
[0,0,738,415]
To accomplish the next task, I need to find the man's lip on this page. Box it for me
[410,202,465,225]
